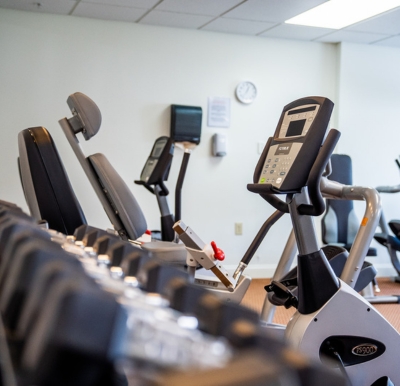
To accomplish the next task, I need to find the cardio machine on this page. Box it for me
[374,158,400,283]
[134,105,202,242]
[321,154,400,304]
[247,96,399,385]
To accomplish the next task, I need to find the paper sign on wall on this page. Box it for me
[207,97,230,128]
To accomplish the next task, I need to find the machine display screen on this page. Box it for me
[286,119,306,137]
[151,140,166,158]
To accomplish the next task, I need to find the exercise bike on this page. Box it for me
[247,96,399,385]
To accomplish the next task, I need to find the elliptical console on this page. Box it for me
[135,136,174,196]
[249,97,333,195]
[135,136,175,241]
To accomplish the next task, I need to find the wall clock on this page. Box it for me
[235,81,257,104]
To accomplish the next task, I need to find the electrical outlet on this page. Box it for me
[235,222,243,235]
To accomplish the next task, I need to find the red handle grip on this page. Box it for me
[211,241,225,261]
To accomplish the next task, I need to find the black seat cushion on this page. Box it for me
[88,153,147,240]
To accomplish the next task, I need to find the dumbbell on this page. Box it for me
[20,275,127,386]
[0,224,54,291]
[165,277,259,339]
[11,257,88,366]
[0,214,36,259]
[164,277,208,315]
[137,259,189,294]
[98,239,146,270]
[0,238,66,332]
[92,233,120,255]
[72,224,102,242]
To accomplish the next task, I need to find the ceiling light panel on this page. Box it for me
[286,0,400,29]
[223,0,328,23]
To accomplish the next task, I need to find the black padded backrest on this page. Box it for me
[322,154,359,245]
[88,153,147,240]
[18,127,87,235]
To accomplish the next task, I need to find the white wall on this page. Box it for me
[6,8,393,278]
[336,42,400,276]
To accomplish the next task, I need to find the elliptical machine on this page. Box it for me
[247,96,399,385]
[135,105,202,242]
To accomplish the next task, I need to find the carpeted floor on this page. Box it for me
[241,277,400,332]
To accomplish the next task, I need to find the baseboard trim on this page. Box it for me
[371,263,399,278]
[224,264,281,279]
[224,263,399,280]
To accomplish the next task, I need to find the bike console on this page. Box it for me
[134,136,174,196]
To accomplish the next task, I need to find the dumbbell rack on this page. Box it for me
[0,201,349,386]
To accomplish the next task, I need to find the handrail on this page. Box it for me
[320,177,381,288]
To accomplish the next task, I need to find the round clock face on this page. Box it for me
[236,81,257,104]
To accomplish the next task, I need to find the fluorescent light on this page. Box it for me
[285,0,400,29]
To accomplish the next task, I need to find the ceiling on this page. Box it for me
[2,0,400,47]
